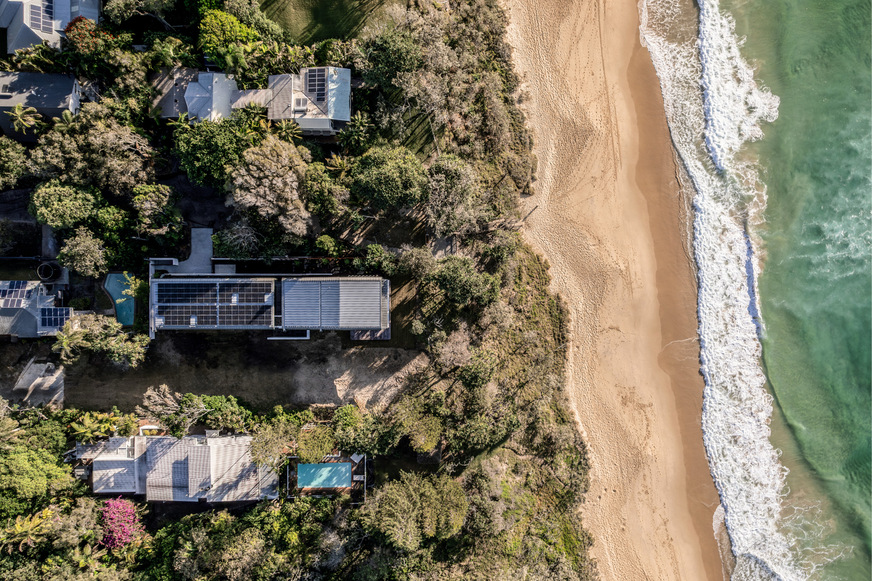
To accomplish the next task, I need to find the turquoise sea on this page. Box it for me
[727,0,871,578]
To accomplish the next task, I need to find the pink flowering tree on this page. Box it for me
[100,498,144,550]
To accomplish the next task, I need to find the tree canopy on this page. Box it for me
[426,155,482,237]
[227,136,313,236]
[350,146,427,211]
[0,445,72,521]
[0,137,26,190]
[362,472,468,552]
[28,103,154,198]
[199,10,259,59]
[430,255,499,308]
[53,313,150,368]
[174,118,251,187]
[57,227,108,278]
[29,182,100,230]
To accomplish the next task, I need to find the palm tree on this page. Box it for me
[52,109,76,133]
[71,543,107,570]
[71,412,117,443]
[6,104,40,135]
[275,119,302,143]
[0,509,53,553]
[325,153,351,179]
[167,112,190,132]
[52,319,89,363]
[338,111,372,154]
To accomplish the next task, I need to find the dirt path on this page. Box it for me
[503,0,724,579]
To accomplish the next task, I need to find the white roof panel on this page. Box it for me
[92,458,137,494]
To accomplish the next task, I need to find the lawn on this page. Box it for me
[260,0,408,44]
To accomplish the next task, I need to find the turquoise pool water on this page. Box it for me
[104,273,135,326]
[297,463,352,488]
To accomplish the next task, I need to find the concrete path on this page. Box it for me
[175,228,213,273]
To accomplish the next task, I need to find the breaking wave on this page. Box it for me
[636,0,815,579]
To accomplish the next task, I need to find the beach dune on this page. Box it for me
[503,0,725,579]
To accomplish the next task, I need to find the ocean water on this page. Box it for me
[728,0,872,578]
[638,0,871,579]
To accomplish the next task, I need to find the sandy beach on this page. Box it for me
[503,0,725,579]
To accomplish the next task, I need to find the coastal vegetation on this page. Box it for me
[0,0,596,578]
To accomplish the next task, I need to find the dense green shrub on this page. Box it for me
[296,425,335,464]
[199,10,258,58]
[303,162,346,216]
[174,118,250,186]
[57,227,108,278]
[0,446,73,521]
[0,137,26,190]
[332,405,400,456]
[362,29,422,90]
[430,256,499,308]
[354,243,397,276]
[29,181,100,229]
[200,395,253,432]
[53,313,150,368]
[350,146,427,211]
[362,472,468,552]
[131,184,183,239]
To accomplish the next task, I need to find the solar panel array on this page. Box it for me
[154,280,274,329]
[307,68,327,102]
[39,307,72,330]
[0,281,31,309]
[29,0,54,34]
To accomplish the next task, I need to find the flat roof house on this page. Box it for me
[0,0,100,54]
[0,280,71,339]
[151,67,351,135]
[79,435,280,502]
[0,72,80,140]
[149,276,390,338]
[147,230,390,339]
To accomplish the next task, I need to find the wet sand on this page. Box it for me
[503,0,725,578]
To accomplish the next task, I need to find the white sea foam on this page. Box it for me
[698,2,779,173]
[637,0,806,579]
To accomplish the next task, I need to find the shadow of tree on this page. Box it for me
[260,0,404,44]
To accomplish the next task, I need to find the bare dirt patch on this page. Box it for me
[64,331,427,413]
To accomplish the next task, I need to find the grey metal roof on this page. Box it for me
[266,74,295,121]
[145,437,196,502]
[281,277,390,331]
[230,89,271,109]
[92,458,137,494]
[0,72,77,110]
[150,67,197,118]
[133,435,278,503]
[265,68,351,131]
[184,73,237,122]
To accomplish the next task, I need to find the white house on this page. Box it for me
[0,0,100,54]
[151,66,352,135]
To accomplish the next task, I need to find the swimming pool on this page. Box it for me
[297,463,352,489]
[104,273,135,326]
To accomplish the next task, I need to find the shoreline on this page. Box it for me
[503,0,724,578]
